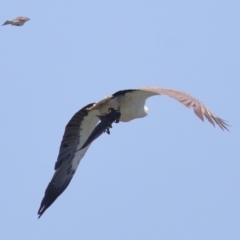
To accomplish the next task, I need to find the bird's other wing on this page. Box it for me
[38,103,100,218]
[140,86,229,131]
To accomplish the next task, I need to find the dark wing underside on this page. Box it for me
[38,162,75,218]
[38,103,99,218]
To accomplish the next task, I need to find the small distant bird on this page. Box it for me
[37,86,229,218]
[2,16,30,26]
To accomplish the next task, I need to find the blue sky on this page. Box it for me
[1,1,239,239]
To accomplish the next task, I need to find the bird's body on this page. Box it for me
[2,16,30,26]
[90,89,154,122]
[38,86,228,218]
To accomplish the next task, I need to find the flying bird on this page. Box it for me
[2,16,30,26]
[38,86,228,218]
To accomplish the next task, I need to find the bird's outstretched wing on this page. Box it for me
[38,103,100,218]
[140,86,229,131]
[87,86,228,130]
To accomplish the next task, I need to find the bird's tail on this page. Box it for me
[2,20,11,26]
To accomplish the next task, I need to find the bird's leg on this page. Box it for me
[105,127,111,134]
[108,108,121,124]
[104,122,114,135]
[97,108,121,135]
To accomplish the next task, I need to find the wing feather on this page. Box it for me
[140,86,229,131]
[38,103,100,218]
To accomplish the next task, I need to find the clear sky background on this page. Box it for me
[1,1,239,240]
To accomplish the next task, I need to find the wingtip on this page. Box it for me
[220,119,231,132]
[2,20,10,26]
[37,206,45,219]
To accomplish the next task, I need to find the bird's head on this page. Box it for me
[138,105,148,118]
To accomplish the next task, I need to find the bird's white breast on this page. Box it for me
[98,90,154,122]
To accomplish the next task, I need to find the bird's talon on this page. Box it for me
[105,128,110,134]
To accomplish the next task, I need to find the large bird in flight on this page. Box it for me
[38,86,228,218]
